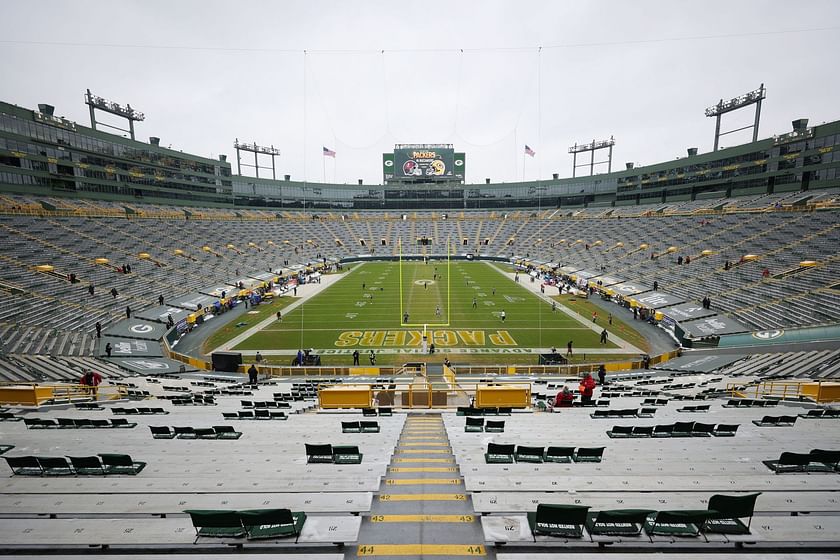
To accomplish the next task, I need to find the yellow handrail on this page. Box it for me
[726,379,840,404]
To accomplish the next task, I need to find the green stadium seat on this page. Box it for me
[527,504,589,540]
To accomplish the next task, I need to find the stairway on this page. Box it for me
[350,412,489,558]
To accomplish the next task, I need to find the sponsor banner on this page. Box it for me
[172,291,222,310]
[135,305,191,325]
[633,291,686,309]
[591,275,624,286]
[98,336,164,358]
[107,357,198,375]
[198,284,239,298]
[661,303,717,321]
[654,353,747,373]
[383,153,395,181]
[103,319,168,341]
[611,282,653,296]
[679,315,749,338]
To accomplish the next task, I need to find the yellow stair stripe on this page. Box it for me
[396,448,448,454]
[384,478,460,485]
[389,467,458,473]
[379,493,466,502]
[405,430,444,436]
[369,514,474,523]
[400,442,449,447]
[393,457,454,463]
[357,544,485,556]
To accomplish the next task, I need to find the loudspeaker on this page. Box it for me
[212,351,242,372]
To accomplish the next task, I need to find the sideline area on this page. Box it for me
[211,266,353,354]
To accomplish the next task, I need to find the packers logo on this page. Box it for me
[455,159,463,166]
[384,160,393,167]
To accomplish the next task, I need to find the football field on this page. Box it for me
[230,261,631,357]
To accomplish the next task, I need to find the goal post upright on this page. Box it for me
[398,237,404,324]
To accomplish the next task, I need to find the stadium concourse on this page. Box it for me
[0,194,838,557]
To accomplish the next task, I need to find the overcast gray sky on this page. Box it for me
[1,0,838,185]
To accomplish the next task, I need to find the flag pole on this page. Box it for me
[322,152,326,183]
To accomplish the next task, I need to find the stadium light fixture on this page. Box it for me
[568,136,615,177]
[705,84,766,151]
[84,89,144,140]
[234,139,281,179]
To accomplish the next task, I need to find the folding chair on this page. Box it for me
[527,504,590,540]
[342,421,361,433]
[704,493,761,535]
[4,456,44,476]
[98,453,146,475]
[465,417,484,432]
[485,443,515,464]
[195,428,219,439]
[607,425,634,438]
[574,447,605,463]
[485,420,505,433]
[652,424,675,437]
[333,445,363,464]
[672,421,695,437]
[645,510,711,539]
[807,449,840,473]
[305,443,335,464]
[711,424,739,437]
[184,510,245,543]
[68,456,106,475]
[632,426,654,437]
[173,426,198,439]
[544,446,575,463]
[515,446,545,463]
[691,423,715,437]
[240,508,306,542]
[752,416,780,427]
[37,456,75,476]
[213,426,243,440]
[763,452,812,473]
[150,426,176,439]
[360,421,380,433]
[109,418,136,428]
[586,509,655,536]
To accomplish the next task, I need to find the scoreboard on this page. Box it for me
[384,144,465,183]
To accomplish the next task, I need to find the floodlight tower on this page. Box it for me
[568,136,615,178]
[705,84,766,151]
[84,89,145,140]
[234,139,281,179]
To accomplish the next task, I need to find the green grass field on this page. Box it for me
[231,261,624,357]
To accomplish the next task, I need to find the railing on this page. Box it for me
[0,382,127,406]
[317,380,532,410]
[727,379,840,404]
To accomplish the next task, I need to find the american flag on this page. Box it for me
[323,146,336,158]
[524,145,535,157]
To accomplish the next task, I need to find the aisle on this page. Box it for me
[348,413,489,559]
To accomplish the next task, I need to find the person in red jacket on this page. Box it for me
[554,386,574,408]
[579,373,596,405]
[80,370,103,398]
